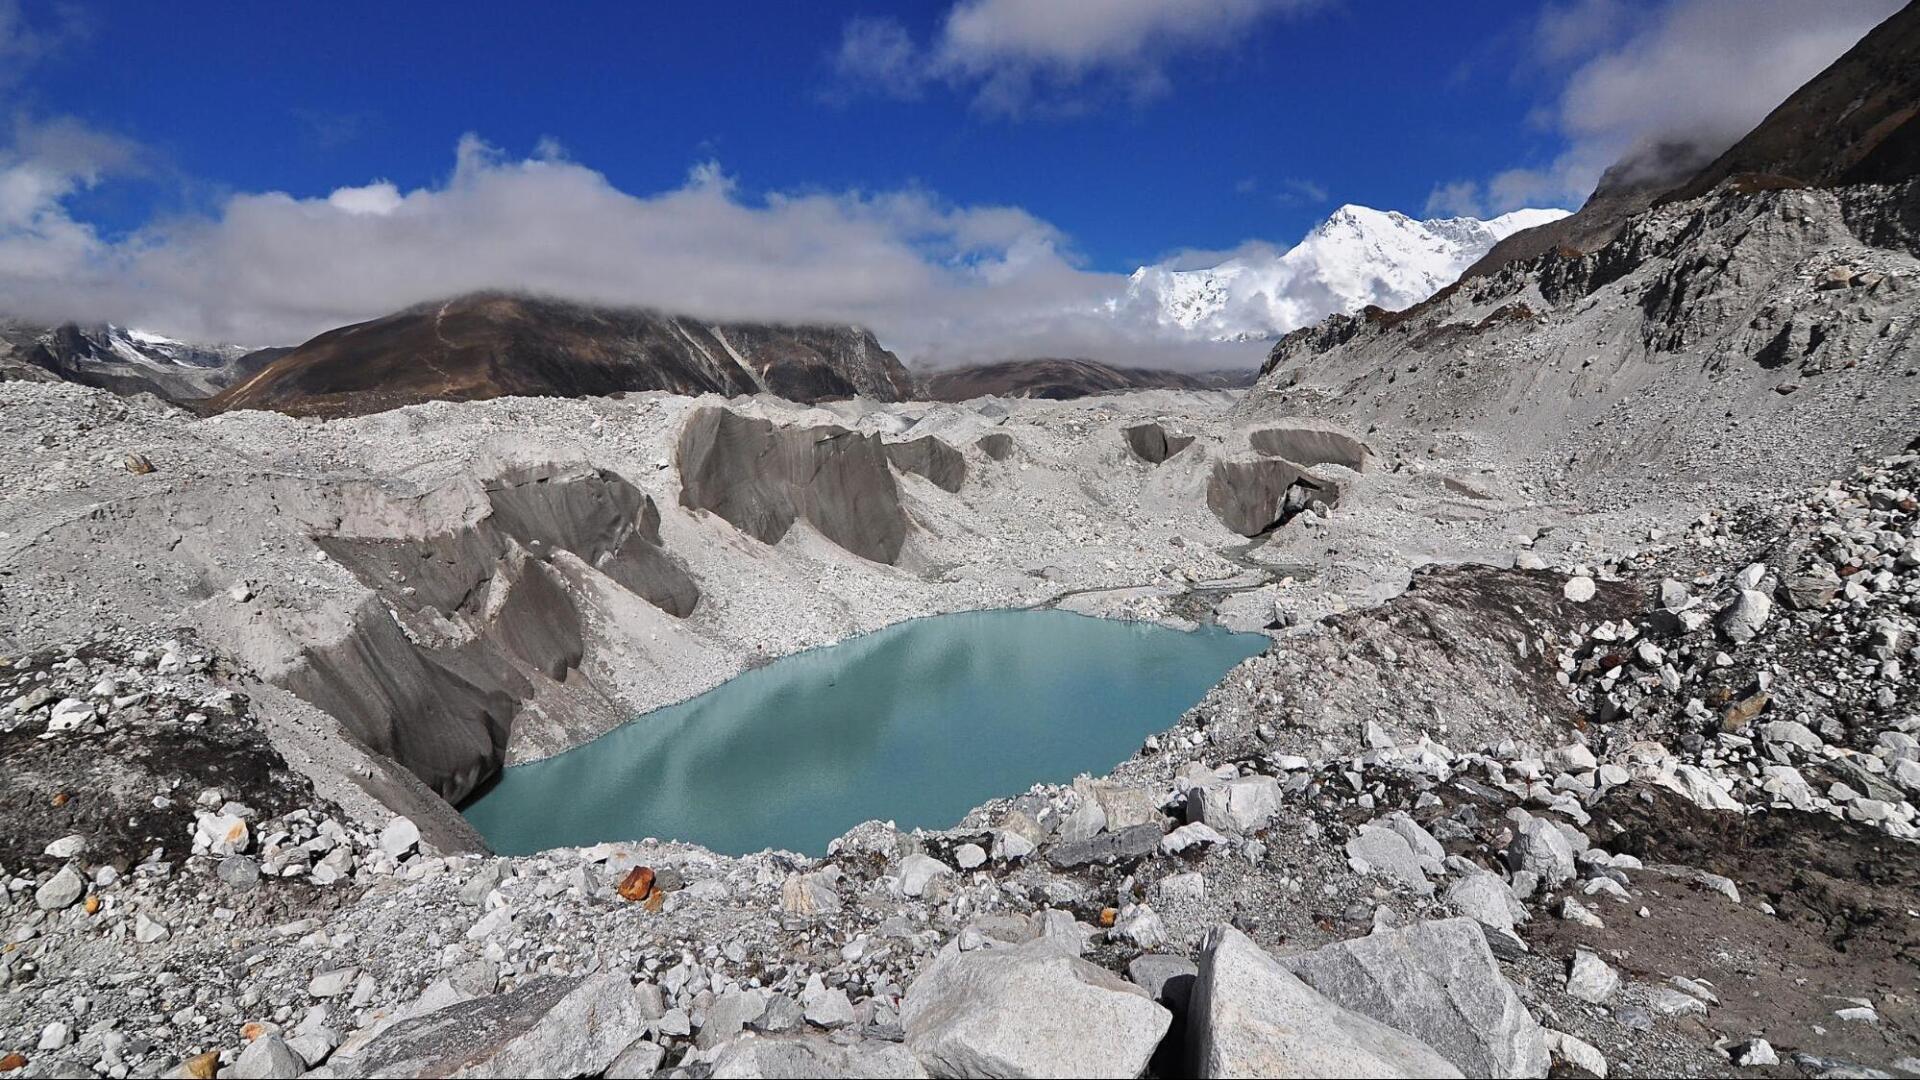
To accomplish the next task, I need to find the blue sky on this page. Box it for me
[0,0,1898,357]
[31,2,1571,269]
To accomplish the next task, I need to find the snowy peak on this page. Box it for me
[1119,203,1571,341]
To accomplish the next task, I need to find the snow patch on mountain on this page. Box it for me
[1118,204,1570,341]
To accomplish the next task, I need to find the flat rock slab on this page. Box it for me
[902,938,1170,1078]
[332,973,654,1078]
[1045,823,1164,869]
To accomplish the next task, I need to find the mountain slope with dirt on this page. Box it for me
[210,292,918,418]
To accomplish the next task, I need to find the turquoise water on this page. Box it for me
[463,609,1267,856]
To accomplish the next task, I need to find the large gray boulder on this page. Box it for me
[331,973,656,1078]
[710,1033,928,1078]
[886,436,967,492]
[901,939,1171,1078]
[1247,423,1373,471]
[1188,926,1461,1078]
[1505,815,1578,887]
[1278,918,1549,1078]
[1187,775,1282,834]
[1206,457,1340,536]
[677,406,908,564]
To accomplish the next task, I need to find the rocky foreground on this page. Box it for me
[1,445,1915,1076]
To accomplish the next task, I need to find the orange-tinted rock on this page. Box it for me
[617,866,656,902]
[643,888,667,913]
[1099,907,1118,928]
[83,895,100,915]
[0,1052,27,1072]
[177,1052,219,1079]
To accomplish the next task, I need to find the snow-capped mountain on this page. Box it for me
[1119,205,1570,341]
[0,321,286,401]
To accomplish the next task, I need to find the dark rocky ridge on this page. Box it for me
[291,466,697,802]
[1205,458,1341,537]
[211,292,917,419]
[1122,422,1195,464]
[1662,1,1920,200]
[924,358,1255,402]
[1254,173,1920,488]
[885,435,967,493]
[1459,4,1920,286]
[676,406,910,564]
[0,320,287,402]
[1454,142,1712,286]
[975,432,1016,460]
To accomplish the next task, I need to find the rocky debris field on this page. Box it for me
[0,450,1915,1077]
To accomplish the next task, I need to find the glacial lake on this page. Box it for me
[462,609,1267,856]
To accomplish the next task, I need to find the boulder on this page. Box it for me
[1278,918,1549,1078]
[899,853,952,897]
[677,407,907,564]
[1206,457,1340,536]
[886,436,967,492]
[901,939,1170,1078]
[1123,422,1195,464]
[1345,822,1439,896]
[1188,775,1282,834]
[1565,949,1618,1004]
[1188,926,1461,1078]
[1506,816,1577,887]
[1046,823,1163,868]
[34,866,85,911]
[1716,589,1772,643]
[1444,872,1526,945]
[230,1035,304,1080]
[331,973,654,1078]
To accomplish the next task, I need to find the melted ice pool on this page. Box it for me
[463,609,1267,856]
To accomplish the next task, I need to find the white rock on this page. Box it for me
[1189,926,1460,1077]
[901,939,1171,1079]
[1566,949,1618,1004]
[380,816,422,859]
[898,853,951,898]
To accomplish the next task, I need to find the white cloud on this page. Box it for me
[0,134,1267,369]
[326,181,403,216]
[1422,179,1484,218]
[1439,0,1902,211]
[834,0,1318,115]
[0,0,85,84]
[0,115,139,281]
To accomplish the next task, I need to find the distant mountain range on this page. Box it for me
[1118,205,1568,341]
[0,322,289,401]
[1,205,1580,413]
[923,358,1255,401]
